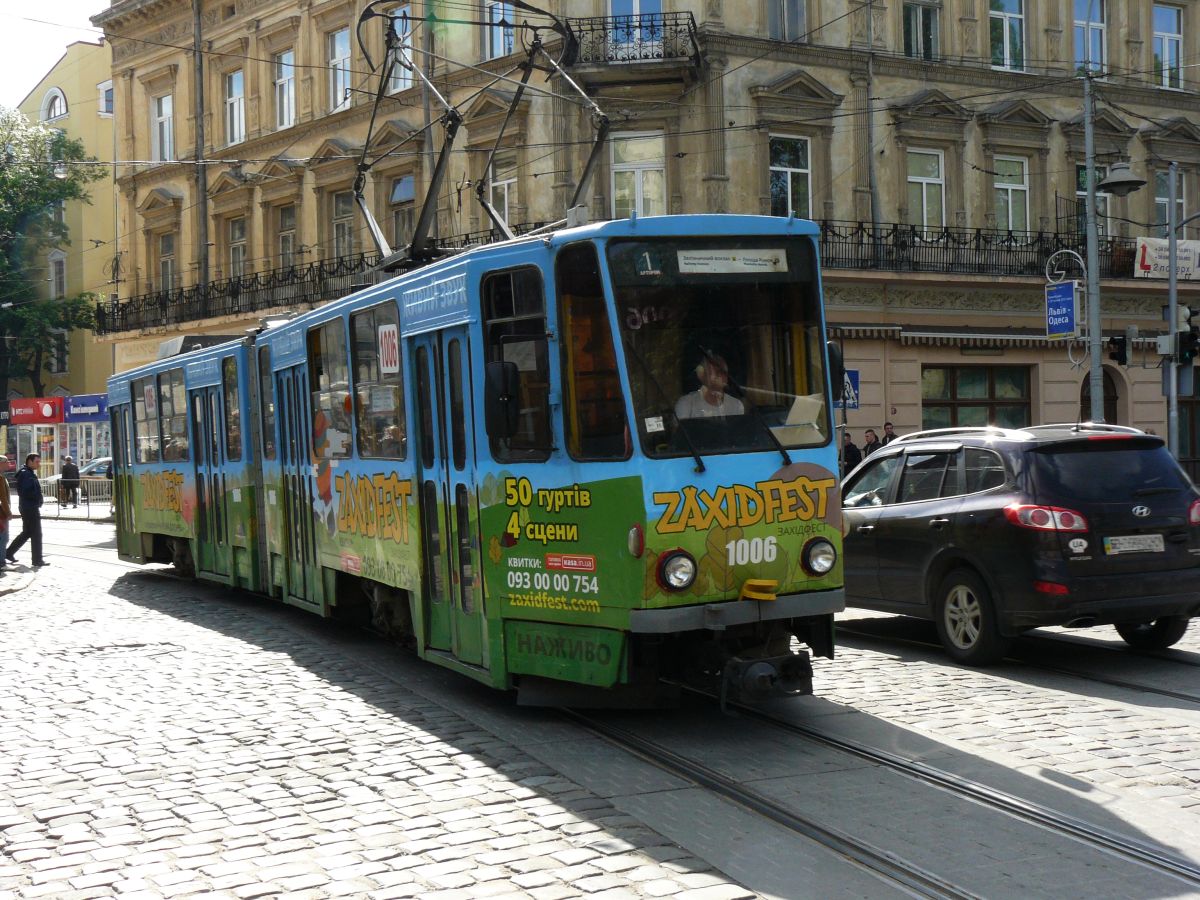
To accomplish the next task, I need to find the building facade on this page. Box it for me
[92,0,1200,469]
[16,38,117,468]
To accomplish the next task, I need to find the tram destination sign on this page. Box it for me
[1045,280,1079,340]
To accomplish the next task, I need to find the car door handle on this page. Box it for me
[856,524,875,533]
[929,518,951,528]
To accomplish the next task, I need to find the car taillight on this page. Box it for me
[1189,499,1200,526]
[1033,580,1070,595]
[1004,503,1089,533]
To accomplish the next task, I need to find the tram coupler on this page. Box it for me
[718,651,813,711]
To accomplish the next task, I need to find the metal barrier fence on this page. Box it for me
[37,476,113,519]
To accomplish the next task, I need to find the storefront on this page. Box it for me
[62,394,110,465]
[10,398,65,474]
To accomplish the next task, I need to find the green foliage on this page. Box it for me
[0,107,105,392]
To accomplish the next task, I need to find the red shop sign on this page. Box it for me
[10,397,65,425]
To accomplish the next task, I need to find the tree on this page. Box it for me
[0,106,104,399]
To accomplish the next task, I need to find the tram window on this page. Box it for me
[222,357,242,461]
[350,302,405,459]
[482,266,551,461]
[448,339,467,470]
[557,243,628,460]
[158,368,189,461]
[132,376,160,463]
[307,319,352,459]
[416,345,435,468]
[258,346,276,460]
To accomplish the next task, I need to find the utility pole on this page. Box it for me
[1169,160,1179,456]
[1083,68,1103,422]
[193,0,209,289]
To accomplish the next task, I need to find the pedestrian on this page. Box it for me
[61,455,80,507]
[841,431,862,475]
[7,454,48,568]
[0,469,11,575]
[881,422,899,445]
[862,428,883,456]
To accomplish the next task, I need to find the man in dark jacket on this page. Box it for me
[841,431,863,475]
[61,456,80,507]
[7,454,47,567]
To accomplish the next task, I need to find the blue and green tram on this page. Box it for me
[109,215,846,704]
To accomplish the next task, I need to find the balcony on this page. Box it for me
[818,221,1139,280]
[566,12,700,67]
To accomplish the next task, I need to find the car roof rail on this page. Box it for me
[888,425,1031,445]
[1024,422,1146,435]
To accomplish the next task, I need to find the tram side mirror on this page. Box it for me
[485,360,520,439]
[827,341,845,403]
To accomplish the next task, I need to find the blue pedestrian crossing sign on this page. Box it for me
[837,369,860,409]
[1046,281,1079,340]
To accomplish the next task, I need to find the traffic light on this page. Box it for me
[1107,336,1128,366]
[1180,329,1200,365]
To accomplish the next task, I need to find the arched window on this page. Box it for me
[41,88,67,121]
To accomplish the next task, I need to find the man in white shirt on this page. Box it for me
[675,355,745,420]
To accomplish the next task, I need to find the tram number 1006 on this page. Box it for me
[506,570,600,594]
[725,537,779,566]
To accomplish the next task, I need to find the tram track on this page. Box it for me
[838,625,1200,708]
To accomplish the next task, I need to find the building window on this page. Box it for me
[387,7,414,92]
[1154,5,1183,88]
[49,252,66,299]
[906,149,945,230]
[611,132,665,219]
[274,50,295,129]
[152,94,174,161]
[1076,163,1109,235]
[48,329,68,375]
[390,175,415,248]
[333,190,355,257]
[1155,168,1186,237]
[769,135,811,218]
[228,217,247,278]
[768,0,806,41]
[98,81,113,116]
[43,89,67,121]
[50,200,65,227]
[225,69,245,145]
[328,28,351,111]
[278,204,296,268]
[158,233,176,290]
[922,366,1030,429]
[990,0,1024,71]
[1074,0,1105,73]
[484,2,514,59]
[490,150,517,226]
[993,156,1028,232]
[903,2,939,60]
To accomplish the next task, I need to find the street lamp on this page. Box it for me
[1164,160,1200,458]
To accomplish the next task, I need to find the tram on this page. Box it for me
[108,214,846,705]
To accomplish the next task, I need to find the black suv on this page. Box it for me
[841,424,1200,664]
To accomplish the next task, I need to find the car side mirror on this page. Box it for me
[827,340,844,403]
[484,360,520,439]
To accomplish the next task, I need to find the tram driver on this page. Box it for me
[675,353,744,420]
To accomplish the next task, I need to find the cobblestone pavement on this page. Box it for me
[820,613,1200,817]
[0,555,762,900]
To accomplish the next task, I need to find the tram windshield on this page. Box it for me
[607,236,830,458]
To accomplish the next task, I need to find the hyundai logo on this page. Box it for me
[1132,505,1151,518]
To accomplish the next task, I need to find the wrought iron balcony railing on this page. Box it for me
[817,220,1140,280]
[567,12,700,66]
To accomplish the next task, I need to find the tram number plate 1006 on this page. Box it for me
[1102,534,1165,555]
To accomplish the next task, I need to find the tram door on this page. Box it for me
[277,365,316,607]
[413,329,485,666]
[191,386,230,578]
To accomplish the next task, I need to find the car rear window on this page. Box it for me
[1030,439,1191,502]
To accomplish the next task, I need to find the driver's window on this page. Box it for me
[844,455,900,507]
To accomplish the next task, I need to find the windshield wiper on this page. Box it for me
[698,346,791,468]
[623,341,706,473]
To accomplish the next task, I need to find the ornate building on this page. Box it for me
[92,1,1200,468]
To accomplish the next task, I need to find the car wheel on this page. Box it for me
[934,568,1010,665]
[1115,616,1190,651]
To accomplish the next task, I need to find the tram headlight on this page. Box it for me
[802,538,837,576]
[657,550,697,591]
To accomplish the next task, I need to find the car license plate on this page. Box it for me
[1103,534,1165,555]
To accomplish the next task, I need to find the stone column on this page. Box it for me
[702,55,729,213]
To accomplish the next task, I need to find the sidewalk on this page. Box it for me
[0,561,40,597]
